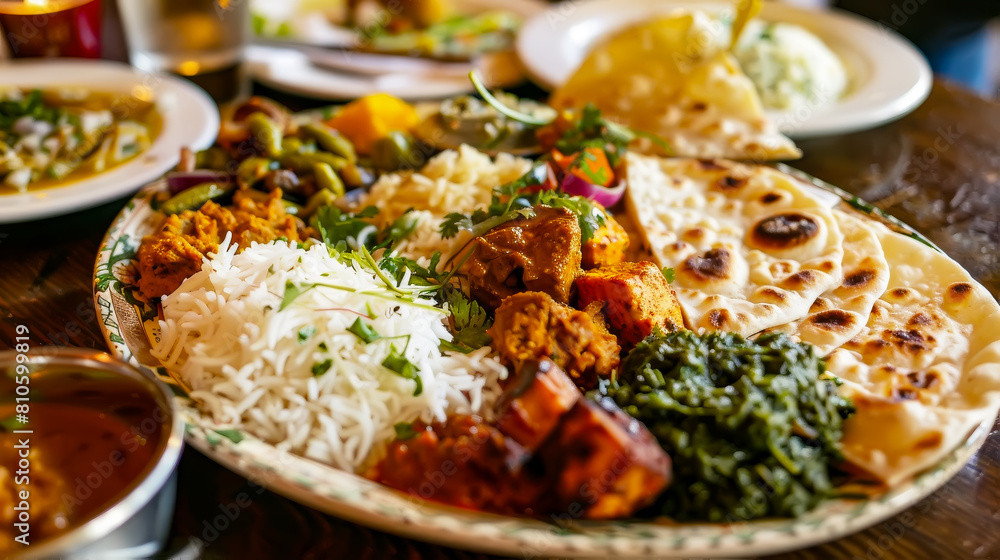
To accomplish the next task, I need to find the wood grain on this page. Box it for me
[2,80,999,559]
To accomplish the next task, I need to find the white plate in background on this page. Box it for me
[0,59,218,223]
[516,0,932,138]
[247,0,547,101]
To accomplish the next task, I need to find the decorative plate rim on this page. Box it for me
[93,173,990,558]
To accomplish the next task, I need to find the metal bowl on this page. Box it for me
[0,347,183,559]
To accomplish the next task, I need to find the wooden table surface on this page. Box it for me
[2,80,999,559]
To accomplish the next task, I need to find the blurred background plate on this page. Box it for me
[516,0,932,138]
[0,59,218,223]
[246,0,546,100]
[245,44,524,100]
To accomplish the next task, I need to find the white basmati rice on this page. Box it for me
[152,235,507,472]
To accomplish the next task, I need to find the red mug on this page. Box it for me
[0,0,102,59]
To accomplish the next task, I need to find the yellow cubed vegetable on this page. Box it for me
[324,94,418,156]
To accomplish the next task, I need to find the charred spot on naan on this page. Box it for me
[868,300,891,321]
[782,269,822,290]
[694,307,755,332]
[749,213,821,251]
[944,282,975,309]
[843,269,877,288]
[914,432,944,450]
[809,297,833,312]
[707,309,730,329]
[907,312,934,326]
[759,192,784,205]
[682,228,706,242]
[712,174,749,192]
[816,260,837,273]
[751,286,789,304]
[696,159,729,171]
[769,260,794,277]
[884,287,920,303]
[906,370,941,390]
[863,328,934,356]
[807,309,858,333]
[704,308,750,330]
[681,248,732,281]
[831,265,885,301]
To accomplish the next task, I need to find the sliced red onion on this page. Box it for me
[560,173,626,208]
[166,171,232,194]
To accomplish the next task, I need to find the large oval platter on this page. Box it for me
[93,172,989,558]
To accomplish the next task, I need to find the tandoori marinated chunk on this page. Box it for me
[575,261,685,348]
[582,211,630,269]
[495,359,581,453]
[462,206,582,310]
[538,397,672,519]
[136,188,307,299]
[489,292,620,390]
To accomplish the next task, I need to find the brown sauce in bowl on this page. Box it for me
[0,365,168,553]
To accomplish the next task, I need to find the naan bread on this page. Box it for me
[763,210,890,355]
[625,154,844,337]
[549,11,800,161]
[826,226,1000,486]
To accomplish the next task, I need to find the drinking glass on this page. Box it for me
[117,0,250,102]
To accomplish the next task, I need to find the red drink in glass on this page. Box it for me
[0,0,102,59]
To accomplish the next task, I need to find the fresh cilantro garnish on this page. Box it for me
[500,160,552,192]
[213,429,245,444]
[571,150,611,185]
[439,162,606,242]
[281,281,313,311]
[760,23,775,41]
[440,288,492,353]
[440,207,536,241]
[536,189,606,242]
[441,161,549,239]
[662,267,676,284]
[393,422,419,440]
[378,252,446,287]
[347,317,381,343]
[297,326,316,343]
[311,359,332,376]
[384,211,419,246]
[314,205,381,252]
[281,276,444,315]
[382,344,422,396]
[0,89,62,129]
[316,205,422,256]
[554,104,628,169]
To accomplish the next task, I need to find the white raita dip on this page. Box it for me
[734,21,847,112]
